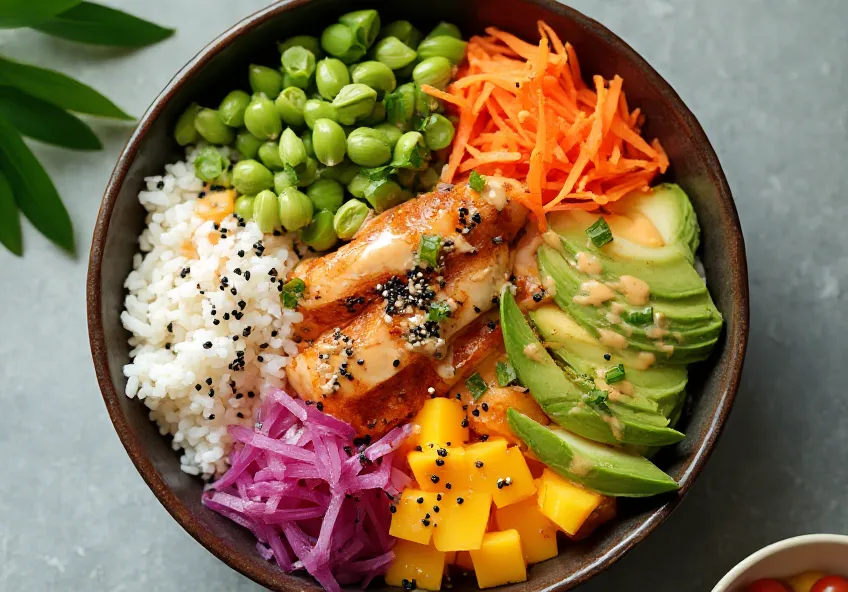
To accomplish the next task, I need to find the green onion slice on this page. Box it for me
[623,306,653,326]
[605,363,626,384]
[281,278,306,308]
[418,234,442,267]
[495,360,518,387]
[466,371,488,400]
[586,217,613,248]
[427,301,451,322]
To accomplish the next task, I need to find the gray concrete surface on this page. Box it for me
[1,0,845,590]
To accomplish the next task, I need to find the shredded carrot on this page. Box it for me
[422,21,668,231]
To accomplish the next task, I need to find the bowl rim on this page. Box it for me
[711,534,848,591]
[86,1,750,590]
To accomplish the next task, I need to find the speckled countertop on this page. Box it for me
[1,0,846,590]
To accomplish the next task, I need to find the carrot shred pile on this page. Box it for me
[424,21,669,229]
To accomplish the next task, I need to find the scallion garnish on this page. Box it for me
[495,360,518,387]
[624,306,653,326]
[586,217,613,248]
[466,372,488,400]
[418,234,442,267]
[281,278,306,308]
[605,364,626,384]
[427,301,452,322]
[584,389,609,405]
[468,170,485,193]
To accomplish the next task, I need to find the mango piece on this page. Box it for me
[413,397,469,448]
[787,571,827,592]
[389,489,440,544]
[444,551,457,565]
[408,447,469,492]
[495,494,558,564]
[537,469,603,535]
[466,440,536,508]
[432,490,492,552]
[469,530,528,589]
[455,551,474,571]
[385,540,446,592]
[196,189,235,223]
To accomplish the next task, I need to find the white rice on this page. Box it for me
[121,147,302,477]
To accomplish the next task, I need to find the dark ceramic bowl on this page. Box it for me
[87,1,749,590]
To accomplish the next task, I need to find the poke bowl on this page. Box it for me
[87,0,749,591]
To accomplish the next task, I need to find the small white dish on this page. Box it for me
[712,534,848,591]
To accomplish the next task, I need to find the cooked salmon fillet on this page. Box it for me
[288,184,526,344]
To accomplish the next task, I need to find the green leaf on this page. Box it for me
[0,57,131,119]
[281,278,306,308]
[468,170,485,193]
[495,360,518,387]
[427,301,451,322]
[0,171,22,255]
[0,0,81,29]
[0,117,74,253]
[0,87,101,150]
[466,372,488,401]
[34,2,174,47]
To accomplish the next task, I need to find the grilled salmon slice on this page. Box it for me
[289,183,526,343]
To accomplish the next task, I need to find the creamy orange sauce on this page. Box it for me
[542,230,565,252]
[568,454,593,477]
[573,281,616,307]
[575,251,603,275]
[598,329,627,350]
[611,275,650,306]
[523,342,544,361]
[601,414,625,440]
[646,326,670,339]
[634,352,656,370]
[483,179,507,211]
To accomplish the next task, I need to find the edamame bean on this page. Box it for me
[360,102,386,126]
[379,20,422,49]
[301,209,339,251]
[281,46,316,89]
[249,64,283,97]
[234,194,255,221]
[392,131,430,170]
[414,83,440,117]
[277,186,314,231]
[252,190,280,233]
[413,57,452,90]
[306,179,344,212]
[395,167,418,188]
[175,103,201,146]
[347,172,371,198]
[339,9,381,49]
[350,61,396,97]
[244,94,282,140]
[425,22,462,40]
[300,129,315,157]
[274,87,307,128]
[320,23,366,64]
[274,169,296,193]
[416,35,468,65]
[333,198,370,239]
[278,127,307,168]
[258,141,285,171]
[346,127,392,167]
[295,156,320,187]
[375,122,402,148]
[364,178,406,212]
[312,118,347,166]
[235,130,263,159]
[421,113,455,150]
[417,166,441,191]
[194,108,236,145]
[194,146,229,182]
[278,35,323,59]
[373,36,417,70]
[303,99,339,129]
[320,160,361,184]
[218,90,251,128]
[332,83,377,125]
[233,159,274,194]
[385,82,415,128]
[315,58,351,100]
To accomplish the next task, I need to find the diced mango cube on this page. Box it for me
[444,551,457,565]
[455,551,474,571]
[413,397,469,448]
[389,489,441,545]
[385,540,446,591]
[495,494,558,564]
[537,469,603,535]
[408,447,469,492]
[432,490,492,552]
[195,189,235,223]
[469,530,528,589]
[466,441,536,508]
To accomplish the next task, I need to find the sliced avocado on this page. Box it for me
[508,409,679,497]
[547,184,705,300]
[537,244,722,364]
[530,305,688,399]
[500,290,685,446]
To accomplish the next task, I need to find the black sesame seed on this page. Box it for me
[316,402,324,411]
[480,434,490,442]
[238,250,245,257]
[461,418,469,427]
[487,320,497,330]
[445,483,452,490]
[257,356,264,362]
[481,403,489,412]
[390,505,397,514]
[475,460,484,468]
[430,475,440,484]
[417,497,424,504]
[433,506,440,513]
[472,409,480,417]
[604,353,612,361]
[208,414,215,420]
[435,459,445,467]
[437,448,448,457]
[203,341,213,349]
[206,378,213,385]
[393,359,400,367]
[156,180,164,189]
[436,494,443,501]
[357,359,365,365]
[533,292,544,302]
[421,519,430,527]
[195,384,202,391]
[415,446,423,452]
[456,497,464,504]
